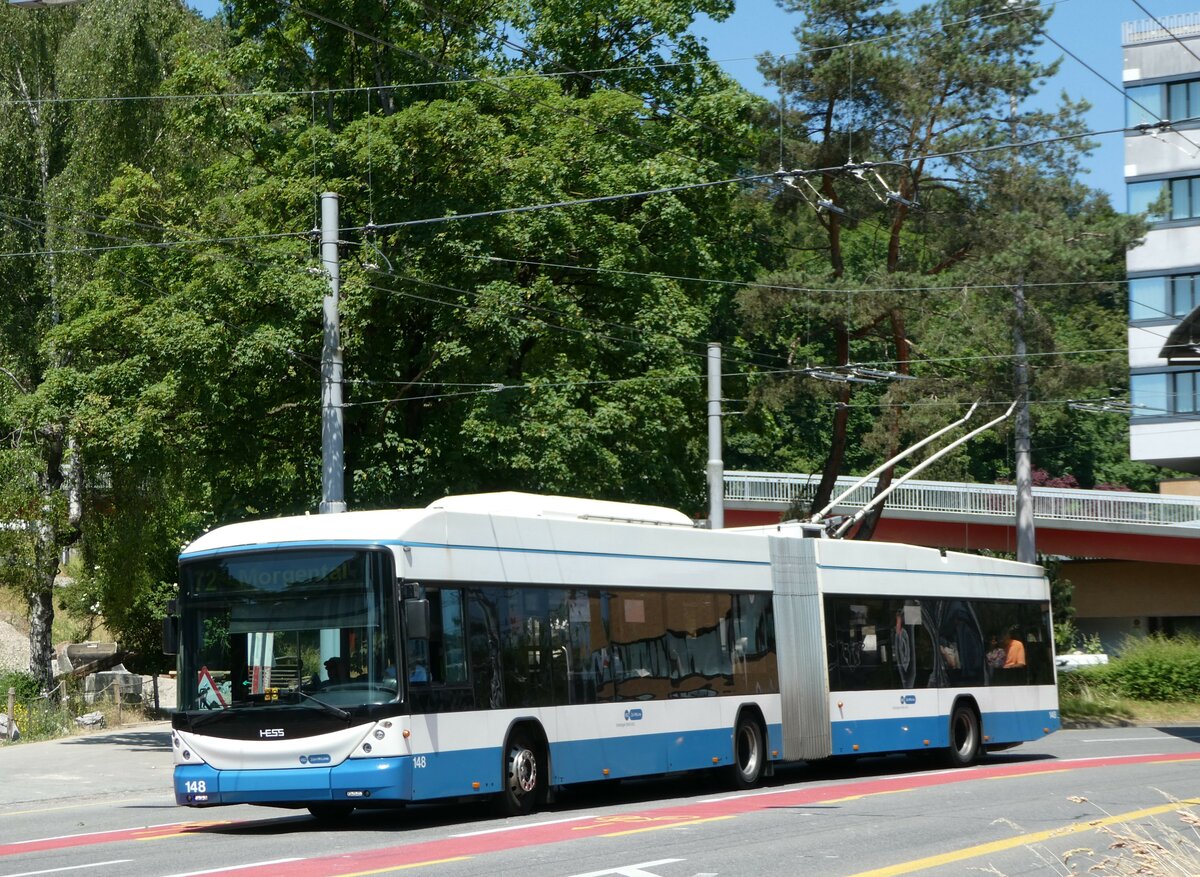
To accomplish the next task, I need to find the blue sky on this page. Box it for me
[184,0,1200,204]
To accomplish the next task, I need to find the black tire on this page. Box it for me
[728,715,765,789]
[499,729,544,817]
[307,803,354,821]
[943,703,981,768]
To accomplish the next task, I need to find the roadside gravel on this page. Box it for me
[0,619,29,673]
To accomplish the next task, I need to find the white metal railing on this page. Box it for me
[1123,13,1200,44]
[724,471,1200,528]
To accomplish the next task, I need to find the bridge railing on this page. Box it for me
[724,471,1200,527]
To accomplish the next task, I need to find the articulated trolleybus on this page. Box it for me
[167,492,1059,817]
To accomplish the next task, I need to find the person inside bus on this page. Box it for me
[1002,628,1027,669]
[986,635,1006,669]
[323,656,351,685]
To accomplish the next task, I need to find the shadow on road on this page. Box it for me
[61,730,171,751]
[1154,726,1200,744]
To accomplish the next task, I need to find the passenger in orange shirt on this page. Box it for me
[1002,628,1026,669]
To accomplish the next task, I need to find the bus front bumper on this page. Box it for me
[174,758,411,807]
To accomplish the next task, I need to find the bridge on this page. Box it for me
[723,472,1200,565]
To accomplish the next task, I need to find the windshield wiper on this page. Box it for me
[292,688,351,721]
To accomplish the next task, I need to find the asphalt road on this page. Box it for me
[2,722,1199,877]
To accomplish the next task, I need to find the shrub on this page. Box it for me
[0,669,41,700]
[1106,634,1200,701]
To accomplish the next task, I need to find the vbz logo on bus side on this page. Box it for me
[899,695,916,705]
[624,708,644,721]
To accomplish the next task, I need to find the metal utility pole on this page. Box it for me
[1013,282,1035,562]
[1010,84,1036,563]
[320,192,346,514]
[706,342,724,529]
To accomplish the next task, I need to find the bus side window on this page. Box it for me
[467,589,504,709]
[440,589,468,683]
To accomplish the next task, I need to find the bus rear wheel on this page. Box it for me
[728,715,764,789]
[943,703,981,768]
[499,729,544,817]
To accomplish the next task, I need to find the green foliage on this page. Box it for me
[1096,634,1200,702]
[0,669,40,699]
[738,0,1145,518]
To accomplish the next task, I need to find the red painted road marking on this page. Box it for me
[4,752,1199,870]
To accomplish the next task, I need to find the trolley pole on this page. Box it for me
[319,192,347,514]
[707,342,724,529]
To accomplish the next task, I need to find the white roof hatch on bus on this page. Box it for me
[427,492,693,527]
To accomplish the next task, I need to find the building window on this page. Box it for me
[1128,180,1167,219]
[1129,274,1200,321]
[1130,370,1200,416]
[1126,78,1200,127]
[1127,83,1166,127]
[1131,373,1168,416]
[1130,276,1169,320]
[1175,371,1200,414]
[1172,178,1200,220]
[1127,176,1200,221]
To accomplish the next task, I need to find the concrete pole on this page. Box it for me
[6,687,13,741]
[707,343,724,529]
[320,192,347,514]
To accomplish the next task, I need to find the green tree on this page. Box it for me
[0,0,195,684]
[736,0,1145,531]
[54,0,768,551]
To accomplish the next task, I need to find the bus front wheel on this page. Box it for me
[499,729,544,817]
[943,703,981,768]
[728,715,764,789]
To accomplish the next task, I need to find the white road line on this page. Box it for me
[1,859,132,877]
[451,814,596,837]
[565,859,684,877]
[159,859,303,877]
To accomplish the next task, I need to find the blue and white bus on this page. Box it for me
[167,492,1059,818]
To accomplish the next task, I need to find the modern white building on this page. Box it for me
[1125,14,1200,473]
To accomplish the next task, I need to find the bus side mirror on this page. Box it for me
[162,600,179,656]
[405,598,430,641]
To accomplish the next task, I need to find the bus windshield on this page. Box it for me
[178,549,398,711]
